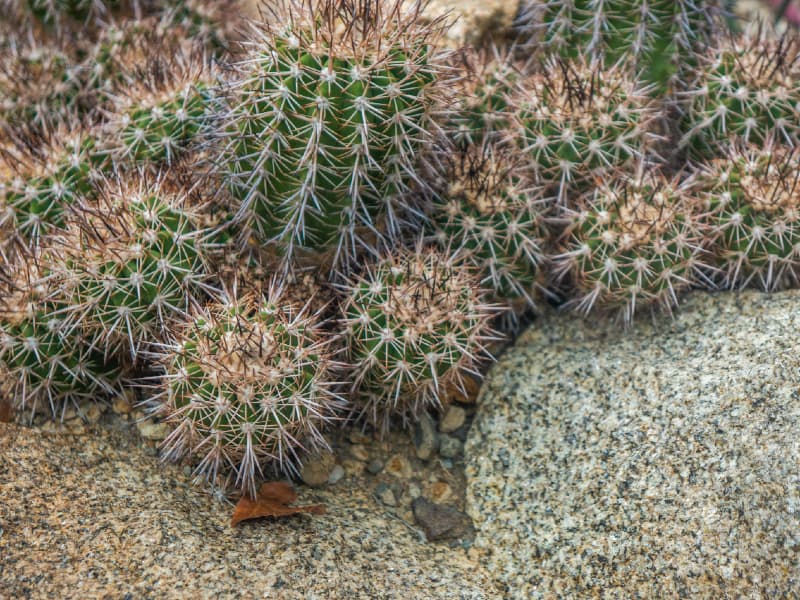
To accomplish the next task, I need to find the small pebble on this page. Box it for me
[300,451,336,487]
[438,406,466,433]
[428,481,453,504]
[375,483,397,507]
[349,444,369,462]
[439,435,463,459]
[407,483,422,499]
[136,420,170,441]
[348,431,371,445]
[327,465,345,485]
[384,454,413,479]
[366,459,384,475]
[413,413,439,461]
[112,396,133,415]
[341,459,364,477]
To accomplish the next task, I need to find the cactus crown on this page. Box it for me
[511,58,660,199]
[57,174,212,359]
[554,170,703,324]
[342,247,500,430]
[699,144,800,290]
[222,0,447,272]
[154,287,342,497]
[681,32,800,157]
[428,137,551,317]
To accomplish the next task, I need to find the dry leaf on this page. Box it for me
[231,481,326,526]
[0,397,13,423]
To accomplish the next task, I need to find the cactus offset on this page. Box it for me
[511,59,661,201]
[57,174,214,359]
[427,137,552,324]
[221,0,447,272]
[0,122,100,256]
[341,247,500,430]
[516,0,721,91]
[553,170,706,324]
[0,261,121,421]
[102,45,218,166]
[680,33,800,159]
[698,143,800,290]
[153,287,342,497]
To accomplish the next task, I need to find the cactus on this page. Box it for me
[152,287,342,497]
[0,40,84,126]
[341,246,500,430]
[159,0,238,53]
[455,46,523,142]
[57,174,213,360]
[0,261,121,421]
[511,59,661,201]
[101,44,218,166]
[221,0,447,273]
[679,33,800,159]
[698,143,800,290]
[516,0,722,91]
[427,137,552,324]
[0,122,100,256]
[552,169,706,324]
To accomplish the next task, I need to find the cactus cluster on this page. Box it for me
[5,0,800,497]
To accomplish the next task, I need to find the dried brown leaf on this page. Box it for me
[231,481,326,526]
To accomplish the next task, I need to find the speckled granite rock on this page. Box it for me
[0,425,498,599]
[466,290,800,598]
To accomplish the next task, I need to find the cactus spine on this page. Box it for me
[221,0,447,272]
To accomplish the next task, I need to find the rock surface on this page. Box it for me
[466,290,800,597]
[0,424,498,599]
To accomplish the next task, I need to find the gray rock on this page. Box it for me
[466,290,800,598]
[375,483,397,507]
[412,498,475,543]
[413,413,439,461]
[438,435,463,459]
[439,406,466,433]
[327,464,345,485]
[366,459,384,475]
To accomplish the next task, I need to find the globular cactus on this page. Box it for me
[516,0,722,91]
[553,169,706,324]
[455,46,522,142]
[152,287,343,497]
[56,174,213,360]
[1,122,100,256]
[698,143,800,290]
[426,137,552,325]
[0,40,84,126]
[0,261,121,421]
[680,33,800,159]
[341,246,501,431]
[101,45,218,166]
[511,59,661,201]
[159,0,238,53]
[221,0,448,273]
